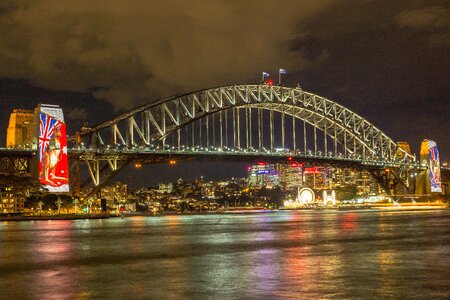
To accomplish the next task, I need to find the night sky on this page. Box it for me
[1,0,449,188]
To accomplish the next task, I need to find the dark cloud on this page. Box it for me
[0,0,333,109]
[66,107,88,121]
[396,5,450,48]
[0,0,449,182]
[397,6,450,29]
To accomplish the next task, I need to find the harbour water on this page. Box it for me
[0,209,449,299]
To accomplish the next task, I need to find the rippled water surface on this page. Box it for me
[1,209,450,299]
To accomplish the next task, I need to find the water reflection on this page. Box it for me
[0,210,449,298]
[24,221,77,299]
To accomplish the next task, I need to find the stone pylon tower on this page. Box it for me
[416,140,442,195]
[6,109,34,148]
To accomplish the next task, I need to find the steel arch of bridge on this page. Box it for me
[79,84,413,160]
[71,84,416,197]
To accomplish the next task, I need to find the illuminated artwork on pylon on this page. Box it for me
[38,105,69,193]
[428,140,442,193]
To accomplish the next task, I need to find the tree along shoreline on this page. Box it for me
[0,213,111,222]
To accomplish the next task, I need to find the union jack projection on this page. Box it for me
[38,106,69,193]
[39,113,61,160]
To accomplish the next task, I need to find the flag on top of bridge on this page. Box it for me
[279,68,287,74]
[262,72,270,77]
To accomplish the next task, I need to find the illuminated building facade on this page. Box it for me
[276,163,303,190]
[6,109,34,148]
[0,187,25,213]
[247,163,279,188]
[355,170,381,195]
[101,182,128,206]
[303,166,331,189]
[157,183,173,194]
[331,168,381,196]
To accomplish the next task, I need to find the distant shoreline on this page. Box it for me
[0,214,111,222]
[1,206,448,221]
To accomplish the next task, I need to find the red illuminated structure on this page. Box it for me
[35,104,69,193]
[265,79,273,86]
[304,166,321,174]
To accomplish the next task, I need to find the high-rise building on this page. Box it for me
[303,166,331,189]
[331,168,381,196]
[0,187,25,213]
[276,163,303,190]
[355,170,381,195]
[247,163,279,188]
[332,168,357,186]
[6,109,34,148]
[101,182,128,206]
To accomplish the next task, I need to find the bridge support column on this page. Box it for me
[206,115,209,147]
[191,122,195,148]
[212,113,215,147]
[303,118,307,154]
[199,118,202,146]
[225,110,228,147]
[248,108,252,149]
[69,160,81,197]
[292,115,296,152]
[126,118,133,148]
[220,110,223,148]
[282,110,285,149]
[258,108,262,149]
[324,122,327,154]
[236,108,240,148]
[270,110,274,150]
[334,124,337,156]
[313,114,317,155]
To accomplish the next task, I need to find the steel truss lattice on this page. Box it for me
[71,84,418,198]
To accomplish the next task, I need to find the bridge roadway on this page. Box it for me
[68,146,421,169]
[2,145,449,198]
[0,146,422,169]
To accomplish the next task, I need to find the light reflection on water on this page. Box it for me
[0,209,449,298]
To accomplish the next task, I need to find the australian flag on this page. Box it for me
[39,112,60,160]
[279,68,287,74]
[262,72,270,77]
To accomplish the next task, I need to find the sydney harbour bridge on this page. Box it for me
[1,84,435,199]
